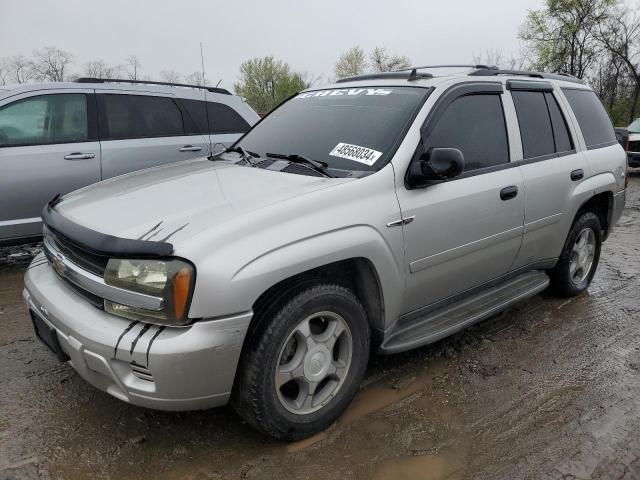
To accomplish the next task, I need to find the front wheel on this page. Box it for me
[232,284,370,440]
[549,211,602,297]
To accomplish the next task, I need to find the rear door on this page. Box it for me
[96,91,209,179]
[507,81,592,269]
[0,89,100,243]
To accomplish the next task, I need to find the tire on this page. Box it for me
[232,283,370,441]
[549,211,602,297]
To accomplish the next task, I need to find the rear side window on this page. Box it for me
[511,91,555,159]
[562,89,616,148]
[179,99,250,135]
[0,94,88,147]
[424,94,509,171]
[208,102,250,134]
[180,98,208,135]
[99,94,184,140]
[511,91,574,159]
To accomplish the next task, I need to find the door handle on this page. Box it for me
[570,169,584,181]
[179,145,202,152]
[500,185,519,201]
[64,152,95,160]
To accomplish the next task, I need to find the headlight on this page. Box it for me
[103,258,195,326]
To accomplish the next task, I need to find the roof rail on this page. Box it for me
[74,77,232,95]
[335,71,434,83]
[469,68,583,84]
[396,64,498,71]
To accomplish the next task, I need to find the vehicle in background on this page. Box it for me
[627,118,640,167]
[0,78,259,246]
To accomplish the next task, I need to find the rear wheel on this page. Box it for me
[232,283,370,440]
[549,211,602,297]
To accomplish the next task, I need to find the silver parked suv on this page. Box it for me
[0,78,259,245]
[24,66,627,440]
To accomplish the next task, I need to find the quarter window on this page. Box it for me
[0,94,88,147]
[562,89,616,148]
[99,94,184,140]
[208,102,250,134]
[424,94,509,171]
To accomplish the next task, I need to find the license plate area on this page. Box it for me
[30,310,70,362]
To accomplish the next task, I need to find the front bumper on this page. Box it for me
[24,254,252,411]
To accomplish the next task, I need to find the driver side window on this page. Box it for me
[423,93,510,171]
[0,94,88,147]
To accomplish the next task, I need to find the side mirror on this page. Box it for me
[407,147,465,187]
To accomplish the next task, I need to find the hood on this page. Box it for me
[56,158,352,246]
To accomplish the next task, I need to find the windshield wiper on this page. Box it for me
[210,146,260,166]
[265,152,333,178]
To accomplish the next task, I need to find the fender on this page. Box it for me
[228,225,405,329]
[573,171,617,198]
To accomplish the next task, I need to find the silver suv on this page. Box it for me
[0,78,259,245]
[24,66,627,440]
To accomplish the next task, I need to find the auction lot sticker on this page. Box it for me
[329,143,382,166]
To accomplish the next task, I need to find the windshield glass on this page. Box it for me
[629,118,640,133]
[235,87,429,171]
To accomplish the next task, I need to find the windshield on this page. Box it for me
[235,87,430,172]
[629,118,640,133]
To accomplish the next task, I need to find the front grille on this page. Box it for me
[45,229,109,276]
[629,140,640,153]
[60,276,104,309]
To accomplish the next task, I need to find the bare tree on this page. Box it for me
[7,55,34,84]
[472,49,505,67]
[334,46,368,78]
[0,59,9,85]
[84,60,119,79]
[597,6,640,122]
[185,71,208,86]
[125,55,142,80]
[31,47,74,82]
[160,70,182,83]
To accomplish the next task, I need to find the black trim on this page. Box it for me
[42,204,174,258]
[336,71,433,83]
[506,80,554,92]
[587,140,619,151]
[469,68,583,84]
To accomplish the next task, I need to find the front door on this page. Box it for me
[0,90,101,243]
[395,85,525,314]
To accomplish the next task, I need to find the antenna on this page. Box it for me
[199,42,206,87]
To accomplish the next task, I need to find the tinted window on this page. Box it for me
[180,98,208,135]
[208,102,250,134]
[562,89,616,148]
[545,92,573,152]
[237,87,429,171]
[0,94,87,147]
[100,94,184,140]
[512,91,555,159]
[424,94,509,171]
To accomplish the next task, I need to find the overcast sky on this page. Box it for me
[0,0,544,90]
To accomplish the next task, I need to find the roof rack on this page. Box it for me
[396,64,498,71]
[335,71,434,83]
[74,77,231,95]
[468,68,583,84]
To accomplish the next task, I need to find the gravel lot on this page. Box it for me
[1,174,639,480]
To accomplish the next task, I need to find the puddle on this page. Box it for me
[372,453,459,480]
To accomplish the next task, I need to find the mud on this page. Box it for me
[1,174,640,480]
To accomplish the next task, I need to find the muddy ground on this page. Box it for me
[1,175,640,480]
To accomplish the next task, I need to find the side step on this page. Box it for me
[379,271,550,354]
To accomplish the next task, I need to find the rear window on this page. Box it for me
[180,99,250,136]
[99,94,184,140]
[237,87,429,171]
[562,89,616,149]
